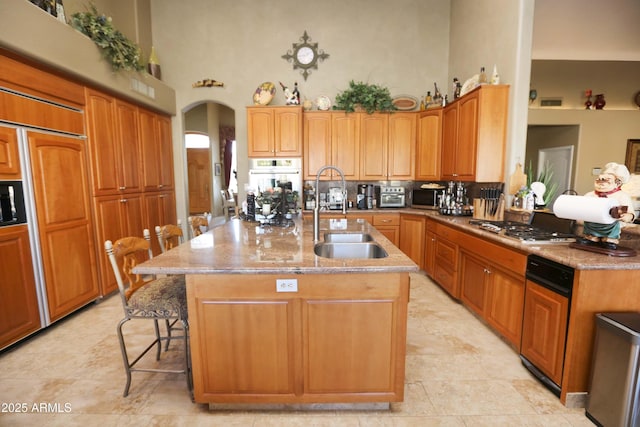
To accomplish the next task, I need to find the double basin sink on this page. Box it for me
[314,232,388,259]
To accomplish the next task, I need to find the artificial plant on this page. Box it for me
[333,80,397,114]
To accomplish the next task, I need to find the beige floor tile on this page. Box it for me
[0,272,595,425]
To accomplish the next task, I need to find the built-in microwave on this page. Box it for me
[411,188,440,210]
[0,180,27,226]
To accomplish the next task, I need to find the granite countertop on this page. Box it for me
[133,216,419,275]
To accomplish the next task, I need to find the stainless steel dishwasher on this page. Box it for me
[520,254,575,397]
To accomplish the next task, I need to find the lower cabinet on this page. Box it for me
[399,214,425,269]
[0,225,41,350]
[432,223,460,299]
[187,273,409,404]
[424,220,437,277]
[460,249,525,348]
[520,279,569,386]
[373,213,400,246]
[143,191,177,256]
[93,194,145,295]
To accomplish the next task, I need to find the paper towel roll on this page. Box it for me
[553,195,620,224]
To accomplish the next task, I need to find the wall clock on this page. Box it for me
[281,31,329,81]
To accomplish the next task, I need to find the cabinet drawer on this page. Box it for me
[435,222,461,243]
[434,264,458,298]
[435,239,457,269]
[373,213,400,226]
[460,233,527,275]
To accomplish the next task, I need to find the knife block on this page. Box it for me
[473,194,505,221]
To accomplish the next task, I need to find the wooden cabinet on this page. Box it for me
[441,85,509,182]
[424,219,437,277]
[143,191,177,256]
[303,111,359,180]
[0,225,41,350]
[92,194,145,294]
[373,213,399,246]
[399,214,425,269]
[521,280,569,387]
[432,223,461,298]
[140,109,174,191]
[415,108,442,181]
[0,126,20,179]
[27,131,100,321]
[188,272,409,404]
[248,106,302,158]
[459,248,525,348]
[359,113,415,180]
[85,89,142,195]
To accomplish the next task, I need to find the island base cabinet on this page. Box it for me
[187,273,409,404]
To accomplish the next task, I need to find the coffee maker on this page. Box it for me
[356,184,374,210]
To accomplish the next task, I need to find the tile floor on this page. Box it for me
[0,273,595,426]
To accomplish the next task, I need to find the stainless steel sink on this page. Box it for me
[314,242,388,259]
[323,232,374,243]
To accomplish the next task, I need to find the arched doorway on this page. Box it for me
[183,101,235,217]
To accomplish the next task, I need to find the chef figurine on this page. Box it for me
[578,162,635,250]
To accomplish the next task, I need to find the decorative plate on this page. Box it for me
[253,82,276,105]
[315,95,331,111]
[392,95,418,111]
[460,75,479,97]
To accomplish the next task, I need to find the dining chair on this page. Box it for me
[104,230,191,398]
[155,220,184,253]
[221,188,238,220]
[188,215,209,238]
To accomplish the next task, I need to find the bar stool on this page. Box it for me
[104,230,192,398]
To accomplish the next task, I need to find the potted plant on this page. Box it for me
[333,80,397,114]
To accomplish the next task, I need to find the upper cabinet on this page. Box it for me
[415,108,442,181]
[303,111,360,180]
[85,89,142,195]
[139,109,174,191]
[441,85,509,182]
[248,106,303,157]
[0,126,20,179]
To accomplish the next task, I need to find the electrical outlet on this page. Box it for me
[276,279,298,292]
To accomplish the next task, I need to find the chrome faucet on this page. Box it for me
[314,165,347,241]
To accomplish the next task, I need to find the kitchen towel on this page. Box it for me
[553,195,620,224]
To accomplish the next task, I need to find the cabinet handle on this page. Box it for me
[119,186,126,190]
[120,199,128,203]
[484,268,492,274]
[157,184,164,189]
[380,219,391,223]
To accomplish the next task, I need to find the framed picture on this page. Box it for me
[215,163,222,176]
[625,139,640,174]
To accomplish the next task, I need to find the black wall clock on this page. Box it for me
[281,31,329,81]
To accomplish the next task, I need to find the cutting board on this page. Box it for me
[509,163,527,195]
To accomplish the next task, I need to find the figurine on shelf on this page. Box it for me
[594,94,606,110]
[576,162,635,250]
[279,81,299,105]
[584,89,593,110]
[453,77,461,99]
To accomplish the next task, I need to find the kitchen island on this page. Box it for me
[134,217,418,407]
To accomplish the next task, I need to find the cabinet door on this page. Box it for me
[274,107,302,157]
[303,112,332,180]
[424,229,436,277]
[454,93,479,180]
[156,114,175,188]
[247,107,274,157]
[387,113,416,179]
[0,125,20,179]
[332,112,360,180]
[459,251,487,316]
[139,108,162,191]
[143,191,177,256]
[114,100,142,192]
[0,225,40,349]
[440,103,458,179]
[359,113,388,180]
[85,89,119,194]
[433,237,459,298]
[415,109,441,181]
[398,214,425,269]
[376,226,399,246]
[521,280,568,386]
[28,132,100,321]
[485,266,524,348]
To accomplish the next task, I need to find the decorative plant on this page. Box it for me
[70,5,144,72]
[526,160,558,206]
[333,80,397,114]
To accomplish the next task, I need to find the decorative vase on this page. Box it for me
[147,47,161,80]
[594,94,606,110]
